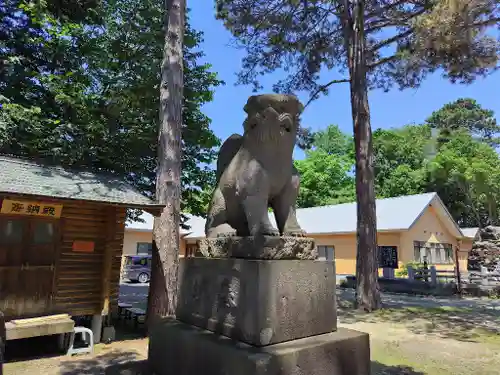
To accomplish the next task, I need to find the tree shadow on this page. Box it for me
[371,361,426,375]
[337,289,500,343]
[113,325,147,342]
[59,350,149,375]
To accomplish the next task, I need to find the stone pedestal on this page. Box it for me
[177,258,337,346]
[149,320,370,375]
[148,237,370,375]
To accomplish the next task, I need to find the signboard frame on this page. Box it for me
[0,199,63,218]
[378,245,398,269]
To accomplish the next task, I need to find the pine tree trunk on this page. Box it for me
[147,0,185,328]
[342,0,381,311]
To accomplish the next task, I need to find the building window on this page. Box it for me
[317,246,335,261]
[137,242,153,255]
[0,219,24,244]
[413,241,453,264]
[33,221,55,244]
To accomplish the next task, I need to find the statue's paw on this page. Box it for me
[283,229,306,237]
[253,226,280,237]
[217,232,236,238]
[263,229,280,236]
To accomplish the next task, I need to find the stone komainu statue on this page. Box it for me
[205,94,305,238]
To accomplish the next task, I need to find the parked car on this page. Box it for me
[123,255,151,283]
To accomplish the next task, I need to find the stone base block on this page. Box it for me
[199,236,317,259]
[177,258,336,346]
[149,319,370,375]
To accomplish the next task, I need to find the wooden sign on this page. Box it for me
[72,241,95,253]
[0,199,63,218]
[378,246,398,269]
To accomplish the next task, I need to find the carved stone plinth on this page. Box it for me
[199,236,317,260]
[149,235,370,375]
[176,258,336,346]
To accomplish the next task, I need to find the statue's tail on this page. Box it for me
[216,133,243,183]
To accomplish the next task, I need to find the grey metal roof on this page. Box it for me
[276,192,438,234]
[460,227,480,239]
[127,211,156,231]
[0,155,160,207]
[127,192,453,237]
[182,215,206,238]
[126,212,205,238]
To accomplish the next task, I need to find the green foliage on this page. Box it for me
[215,0,499,95]
[426,98,500,146]
[373,125,431,199]
[295,125,355,208]
[0,0,223,219]
[396,262,424,277]
[295,151,355,208]
[427,132,500,226]
[313,125,354,160]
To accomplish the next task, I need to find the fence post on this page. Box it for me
[430,266,437,286]
[407,266,415,281]
[0,310,5,375]
[481,266,489,287]
[383,268,395,279]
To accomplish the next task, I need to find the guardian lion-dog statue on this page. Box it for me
[205,94,306,238]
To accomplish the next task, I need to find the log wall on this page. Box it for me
[0,194,126,318]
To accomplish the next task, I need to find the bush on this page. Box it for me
[489,286,500,299]
[396,261,424,277]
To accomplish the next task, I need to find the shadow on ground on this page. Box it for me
[60,351,148,375]
[371,361,425,375]
[59,355,425,375]
[337,289,500,343]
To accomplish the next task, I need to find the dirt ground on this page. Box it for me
[4,291,500,375]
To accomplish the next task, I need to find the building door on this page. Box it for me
[0,216,59,319]
[186,243,199,257]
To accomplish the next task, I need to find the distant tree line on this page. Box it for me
[295,98,500,228]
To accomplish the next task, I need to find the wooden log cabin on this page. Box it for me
[0,155,163,343]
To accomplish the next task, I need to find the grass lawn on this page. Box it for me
[337,300,500,375]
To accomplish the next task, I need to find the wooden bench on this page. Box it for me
[117,302,133,318]
[5,314,74,341]
[124,308,146,328]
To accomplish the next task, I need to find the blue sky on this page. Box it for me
[189,1,500,160]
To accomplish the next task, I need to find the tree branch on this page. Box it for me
[473,17,500,28]
[304,78,350,109]
[369,29,413,52]
[364,0,408,20]
[367,54,400,70]
[365,6,428,34]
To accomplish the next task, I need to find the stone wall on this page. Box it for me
[467,226,500,271]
